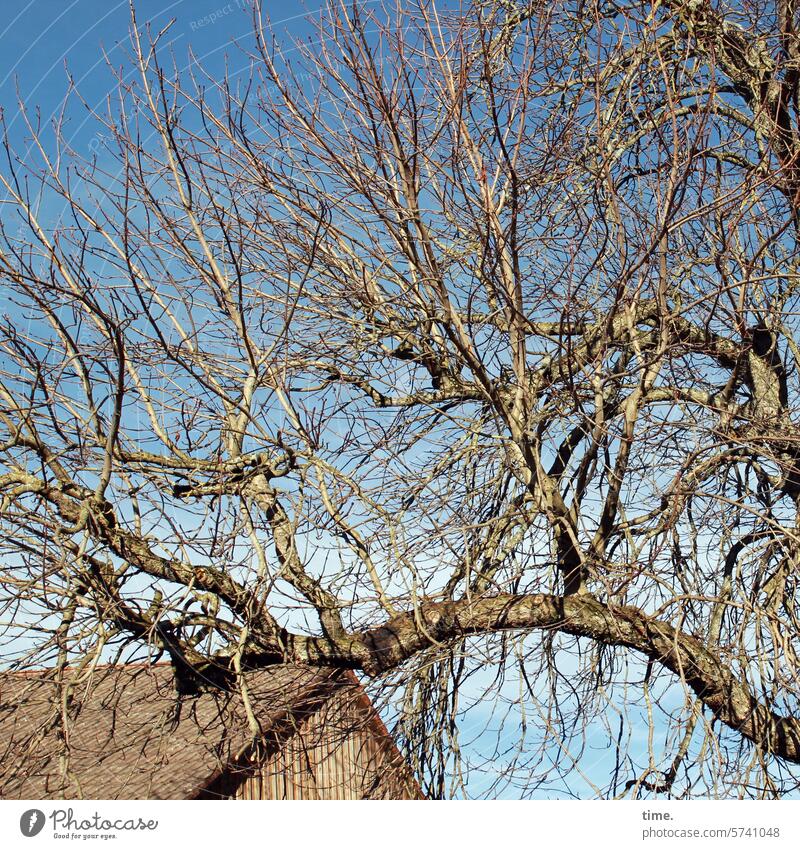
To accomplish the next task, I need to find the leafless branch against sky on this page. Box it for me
[4,0,800,798]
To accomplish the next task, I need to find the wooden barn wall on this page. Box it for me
[200,684,421,800]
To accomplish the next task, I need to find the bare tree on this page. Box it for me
[5,0,800,798]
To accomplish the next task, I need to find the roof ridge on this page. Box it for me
[1,659,172,677]
[1,659,342,679]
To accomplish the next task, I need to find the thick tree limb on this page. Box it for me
[331,593,799,763]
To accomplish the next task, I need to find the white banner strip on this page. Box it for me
[1,800,799,849]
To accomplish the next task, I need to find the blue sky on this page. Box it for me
[0,1,327,152]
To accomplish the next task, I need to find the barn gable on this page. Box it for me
[0,663,422,800]
[200,671,422,799]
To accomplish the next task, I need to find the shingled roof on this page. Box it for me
[0,663,370,799]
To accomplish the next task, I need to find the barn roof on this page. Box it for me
[0,662,362,799]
